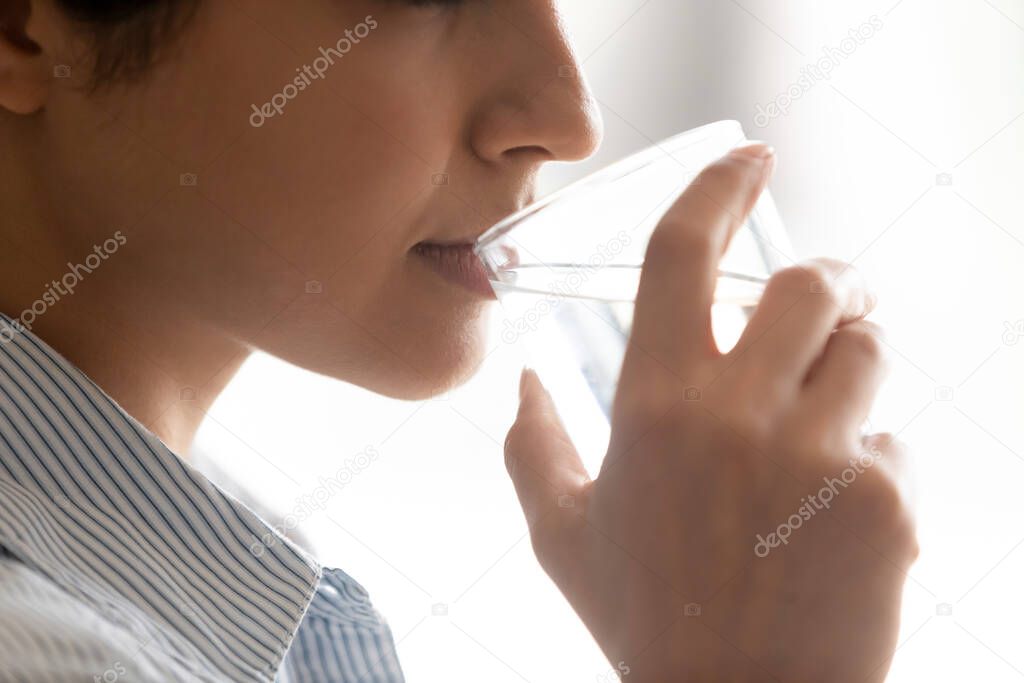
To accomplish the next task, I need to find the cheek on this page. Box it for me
[200,94,433,279]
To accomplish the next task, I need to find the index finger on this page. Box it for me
[623,144,776,381]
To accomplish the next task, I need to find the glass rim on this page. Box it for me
[489,266,769,304]
[474,119,745,254]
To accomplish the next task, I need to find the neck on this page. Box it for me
[0,232,251,458]
[0,122,255,457]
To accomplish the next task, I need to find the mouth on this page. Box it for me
[411,241,496,300]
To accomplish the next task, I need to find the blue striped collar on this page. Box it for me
[0,313,322,681]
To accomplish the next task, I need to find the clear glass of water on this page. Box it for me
[475,120,794,465]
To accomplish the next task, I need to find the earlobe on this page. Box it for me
[0,0,53,114]
[0,61,50,114]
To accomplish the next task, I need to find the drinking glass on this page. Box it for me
[475,121,794,465]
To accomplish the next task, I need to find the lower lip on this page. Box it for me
[412,243,496,299]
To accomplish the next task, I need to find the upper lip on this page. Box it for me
[414,238,479,248]
[415,197,535,248]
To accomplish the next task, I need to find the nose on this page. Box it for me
[469,6,603,165]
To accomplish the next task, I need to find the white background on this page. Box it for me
[195,1,1024,680]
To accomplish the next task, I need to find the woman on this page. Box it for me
[0,1,917,680]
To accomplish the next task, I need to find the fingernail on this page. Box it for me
[729,143,776,161]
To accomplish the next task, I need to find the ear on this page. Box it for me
[0,0,55,114]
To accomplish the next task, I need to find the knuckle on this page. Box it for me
[864,432,904,457]
[861,475,915,542]
[837,463,915,538]
[503,421,530,465]
[865,482,902,520]
[779,408,858,461]
[503,422,520,455]
[837,324,887,363]
[502,441,518,476]
[767,263,835,302]
[858,319,886,338]
[775,421,919,560]
[786,423,846,462]
[905,530,922,563]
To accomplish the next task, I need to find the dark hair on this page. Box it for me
[53,0,198,85]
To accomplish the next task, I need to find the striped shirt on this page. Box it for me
[0,314,405,682]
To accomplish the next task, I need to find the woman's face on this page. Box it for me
[29,0,601,398]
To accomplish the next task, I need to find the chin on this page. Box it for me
[261,297,493,400]
[373,306,492,400]
[375,334,487,400]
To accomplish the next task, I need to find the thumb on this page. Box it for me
[504,368,590,527]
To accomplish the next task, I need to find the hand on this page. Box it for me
[503,144,918,682]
